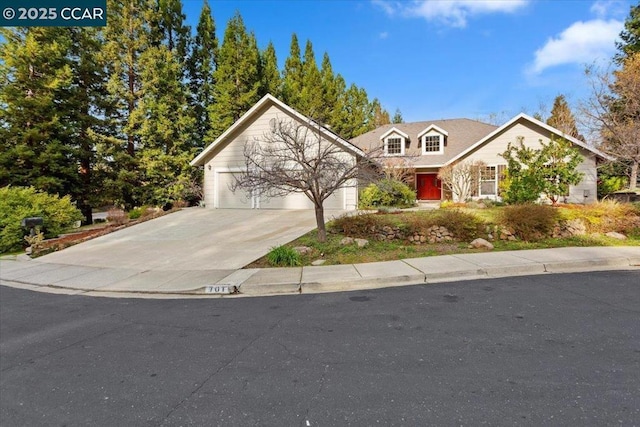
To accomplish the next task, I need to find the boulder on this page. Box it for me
[311,259,326,266]
[293,246,313,255]
[605,231,627,240]
[355,238,369,248]
[469,238,494,250]
[340,237,355,245]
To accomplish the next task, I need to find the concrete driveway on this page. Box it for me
[38,208,343,270]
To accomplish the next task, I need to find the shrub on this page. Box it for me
[433,209,484,241]
[330,213,404,237]
[267,245,301,267]
[0,186,83,253]
[558,200,640,234]
[501,204,559,241]
[359,179,416,209]
[128,207,145,220]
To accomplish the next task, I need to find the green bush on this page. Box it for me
[433,209,484,241]
[0,186,83,253]
[267,245,301,267]
[359,179,416,209]
[501,204,559,241]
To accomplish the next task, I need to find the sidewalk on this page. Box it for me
[1,246,639,298]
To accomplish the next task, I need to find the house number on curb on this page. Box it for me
[205,285,234,294]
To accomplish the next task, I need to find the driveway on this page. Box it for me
[38,208,344,270]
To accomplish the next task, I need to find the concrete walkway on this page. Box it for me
[1,246,639,298]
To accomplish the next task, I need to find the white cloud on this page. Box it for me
[529,19,623,74]
[373,0,529,28]
[590,0,628,19]
[379,31,389,39]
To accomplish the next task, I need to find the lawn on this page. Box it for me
[247,201,640,268]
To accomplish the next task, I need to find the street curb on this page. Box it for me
[2,251,639,299]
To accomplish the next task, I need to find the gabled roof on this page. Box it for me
[380,127,409,140]
[445,113,612,165]
[190,94,365,166]
[417,124,448,138]
[350,118,498,166]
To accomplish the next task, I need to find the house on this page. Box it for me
[350,114,610,204]
[190,94,362,210]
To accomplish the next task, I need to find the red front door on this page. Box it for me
[416,173,442,200]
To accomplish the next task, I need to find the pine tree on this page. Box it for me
[300,40,324,118]
[207,12,261,141]
[333,84,375,139]
[0,28,77,196]
[319,52,339,125]
[372,99,391,127]
[187,0,217,147]
[260,41,281,98]
[134,45,196,205]
[282,33,303,109]
[546,94,582,140]
[155,0,191,60]
[392,108,404,124]
[102,0,158,208]
[615,4,640,63]
[67,27,110,223]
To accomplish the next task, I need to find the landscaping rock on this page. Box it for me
[355,238,369,248]
[311,259,326,266]
[293,246,313,255]
[553,219,587,238]
[469,238,494,250]
[340,237,354,245]
[605,231,627,240]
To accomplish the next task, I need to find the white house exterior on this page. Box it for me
[351,114,610,204]
[190,94,361,210]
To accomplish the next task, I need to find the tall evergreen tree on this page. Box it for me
[207,12,261,141]
[547,94,582,140]
[282,34,303,109]
[260,41,281,98]
[319,52,339,125]
[392,108,404,124]
[0,28,77,196]
[155,0,191,60]
[615,4,640,63]
[332,84,375,139]
[187,0,217,147]
[300,40,324,118]
[133,45,196,205]
[67,27,109,223]
[102,0,158,208]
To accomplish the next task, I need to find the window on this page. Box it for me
[480,166,497,196]
[423,135,441,153]
[386,137,403,155]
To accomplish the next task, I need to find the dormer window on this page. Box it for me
[418,124,448,155]
[380,127,409,156]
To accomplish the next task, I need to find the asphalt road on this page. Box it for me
[1,271,639,426]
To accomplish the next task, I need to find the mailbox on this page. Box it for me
[21,217,44,228]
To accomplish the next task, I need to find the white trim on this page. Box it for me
[384,135,405,156]
[214,167,252,209]
[421,131,444,156]
[191,94,365,166]
[379,127,409,140]
[444,113,612,166]
[478,165,498,198]
[417,124,448,139]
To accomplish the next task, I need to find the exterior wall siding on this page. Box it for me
[202,103,357,209]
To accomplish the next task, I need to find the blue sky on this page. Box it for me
[182,0,633,123]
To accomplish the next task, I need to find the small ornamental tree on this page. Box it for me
[233,118,381,242]
[438,160,485,202]
[500,136,583,204]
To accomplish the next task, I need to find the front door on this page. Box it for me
[416,173,442,200]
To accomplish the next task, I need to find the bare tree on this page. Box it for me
[233,118,380,242]
[381,157,416,185]
[582,53,640,189]
[438,160,486,202]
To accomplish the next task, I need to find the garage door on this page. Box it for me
[217,172,253,209]
[217,172,346,209]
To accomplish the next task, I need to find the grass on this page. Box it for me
[246,202,640,268]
